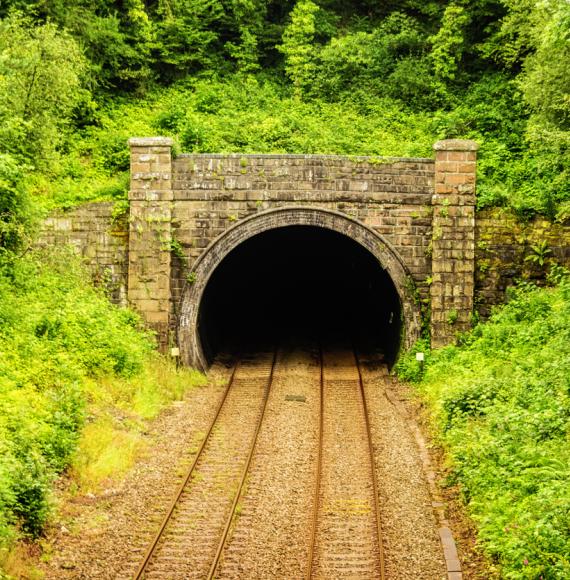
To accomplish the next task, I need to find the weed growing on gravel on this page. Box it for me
[398,276,570,579]
[72,358,207,492]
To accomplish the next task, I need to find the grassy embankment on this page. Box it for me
[397,273,570,579]
[0,250,206,575]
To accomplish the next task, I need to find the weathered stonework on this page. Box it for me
[431,139,478,347]
[127,137,174,350]
[129,138,482,362]
[37,202,128,305]
[41,197,570,363]
[178,207,423,368]
[168,153,436,347]
[475,209,570,316]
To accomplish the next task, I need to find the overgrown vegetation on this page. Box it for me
[0,249,205,565]
[0,0,569,575]
[397,272,570,578]
[1,0,569,227]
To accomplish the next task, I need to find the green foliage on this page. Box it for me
[0,0,567,220]
[429,3,469,82]
[311,13,436,108]
[472,0,570,219]
[0,154,29,256]
[525,241,552,267]
[151,0,224,82]
[278,0,319,97]
[412,282,570,578]
[0,249,154,541]
[518,0,570,131]
[0,13,88,167]
[157,77,435,156]
[394,337,431,383]
[0,13,89,256]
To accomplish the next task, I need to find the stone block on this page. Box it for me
[445,172,475,186]
[142,310,169,324]
[434,139,479,152]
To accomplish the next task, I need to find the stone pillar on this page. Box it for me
[430,139,479,348]
[127,137,173,351]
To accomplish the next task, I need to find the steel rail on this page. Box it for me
[305,344,324,580]
[354,349,387,580]
[133,359,241,579]
[206,348,278,579]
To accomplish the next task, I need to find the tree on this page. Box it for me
[520,0,570,130]
[278,0,319,97]
[429,3,470,82]
[0,13,88,166]
[0,13,88,255]
[151,0,225,81]
[520,0,570,219]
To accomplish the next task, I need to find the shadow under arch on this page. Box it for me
[178,207,421,370]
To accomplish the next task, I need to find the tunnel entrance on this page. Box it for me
[196,226,402,366]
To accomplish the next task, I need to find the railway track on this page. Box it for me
[307,347,386,579]
[133,346,385,579]
[134,350,276,579]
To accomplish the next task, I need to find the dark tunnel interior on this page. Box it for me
[197,226,402,365]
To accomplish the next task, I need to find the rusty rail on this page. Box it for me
[134,350,277,579]
[355,349,386,579]
[306,346,386,579]
[206,349,277,579]
[305,344,324,580]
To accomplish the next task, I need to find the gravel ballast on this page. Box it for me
[40,348,453,579]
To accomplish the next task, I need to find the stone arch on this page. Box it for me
[178,206,421,369]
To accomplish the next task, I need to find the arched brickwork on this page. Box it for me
[178,206,421,369]
[127,137,479,359]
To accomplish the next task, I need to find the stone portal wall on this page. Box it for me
[123,138,483,351]
[37,202,128,306]
[168,152,437,333]
[476,209,570,316]
[41,199,570,351]
[46,138,569,357]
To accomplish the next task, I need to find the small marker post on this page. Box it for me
[415,351,425,374]
[171,347,180,368]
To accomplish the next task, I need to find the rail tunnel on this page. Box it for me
[196,225,403,366]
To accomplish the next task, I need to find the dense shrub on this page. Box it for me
[0,249,154,541]
[311,13,436,108]
[403,277,570,578]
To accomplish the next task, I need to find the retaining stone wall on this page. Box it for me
[39,199,570,356]
[37,202,128,306]
[476,209,570,316]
